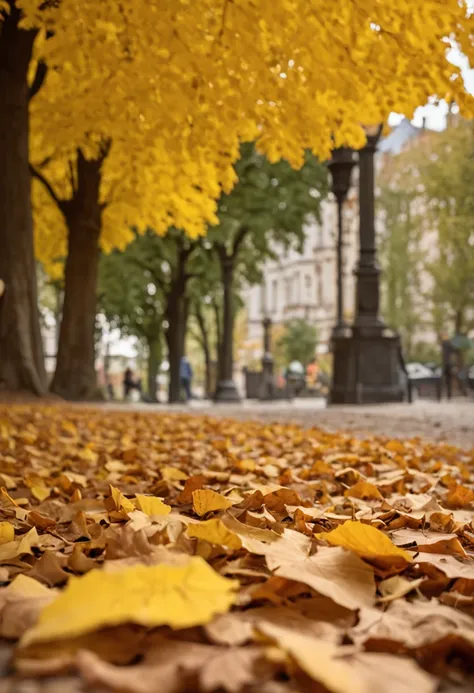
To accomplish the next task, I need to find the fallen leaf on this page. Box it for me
[0,528,39,563]
[259,622,363,693]
[160,466,188,482]
[187,519,242,549]
[0,575,57,638]
[0,522,14,545]
[31,485,50,503]
[276,546,376,610]
[108,485,135,513]
[378,576,424,602]
[344,480,383,501]
[192,489,233,516]
[316,521,412,572]
[21,557,238,646]
[135,494,171,517]
[349,652,437,693]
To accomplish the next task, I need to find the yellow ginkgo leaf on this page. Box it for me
[21,557,239,646]
[31,485,50,502]
[259,623,363,693]
[135,494,171,517]
[344,480,383,501]
[192,489,233,516]
[161,466,188,482]
[0,527,39,562]
[0,521,14,545]
[187,519,242,550]
[109,485,135,512]
[316,521,412,569]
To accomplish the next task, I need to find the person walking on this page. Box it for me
[180,356,193,402]
[441,333,455,400]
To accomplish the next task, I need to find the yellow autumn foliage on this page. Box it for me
[5,0,470,272]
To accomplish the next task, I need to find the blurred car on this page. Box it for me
[406,363,434,379]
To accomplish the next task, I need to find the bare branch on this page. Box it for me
[28,60,48,101]
[29,163,63,210]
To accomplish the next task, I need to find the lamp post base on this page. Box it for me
[329,332,404,405]
[213,379,242,403]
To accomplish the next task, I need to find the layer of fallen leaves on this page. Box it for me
[0,405,474,693]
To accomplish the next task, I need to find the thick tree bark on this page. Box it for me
[147,335,161,402]
[0,6,47,396]
[219,256,235,381]
[194,305,212,397]
[50,150,103,400]
[165,245,193,404]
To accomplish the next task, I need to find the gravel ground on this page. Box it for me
[102,398,474,449]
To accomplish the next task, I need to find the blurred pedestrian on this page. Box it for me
[306,357,319,389]
[180,356,193,401]
[441,333,455,400]
[123,367,142,400]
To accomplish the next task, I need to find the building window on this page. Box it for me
[285,278,292,306]
[305,274,312,300]
[272,279,278,313]
[315,264,323,305]
[294,272,300,303]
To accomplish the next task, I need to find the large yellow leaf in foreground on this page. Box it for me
[21,558,238,646]
[316,521,412,570]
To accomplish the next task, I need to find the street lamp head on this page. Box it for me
[327,146,357,202]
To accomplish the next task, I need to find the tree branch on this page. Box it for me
[28,60,48,101]
[231,225,250,257]
[29,163,63,211]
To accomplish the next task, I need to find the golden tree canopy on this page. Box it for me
[3,0,473,264]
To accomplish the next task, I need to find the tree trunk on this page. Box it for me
[194,304,212,397]
[51,150,103,400]
[0,7,47,396]
[220,257,235,381]
[165,247,191,404]
[166,288,186,403]
[454,308,465,335]
[212,298,223,379]
[147,334,161,402]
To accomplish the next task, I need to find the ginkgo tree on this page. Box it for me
[1,0,473,396]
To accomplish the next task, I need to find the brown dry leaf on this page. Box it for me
[415,554,474,579]
[1,405,474,692]
[276,546,375,610]
[349,652,437,693]
[26,551,69,587]
[0,575,58,638]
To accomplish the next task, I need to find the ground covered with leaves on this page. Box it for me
[0,406,474,693]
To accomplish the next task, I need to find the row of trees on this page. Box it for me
[98,145,327,402]
[1,1,472,399]
[378,118,474,360]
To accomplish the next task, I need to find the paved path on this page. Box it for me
[102,398,474,449]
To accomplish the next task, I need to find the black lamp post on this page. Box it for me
[327,147,357,339]
[259,316,274,400]
[329,124,404,405]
